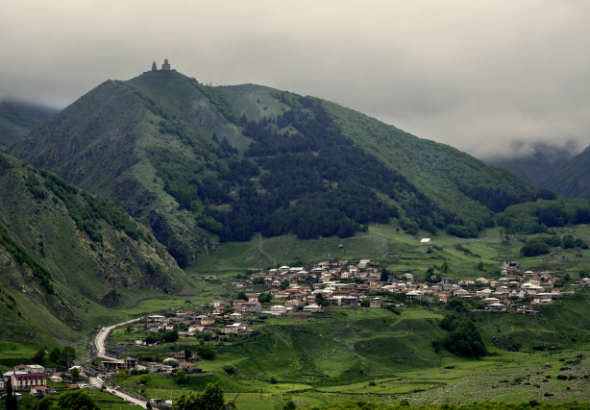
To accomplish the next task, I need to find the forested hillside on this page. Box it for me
[485,144,574,188]
[0,150,183,344]
[0,100,57,147]
[13,69,542,266]
[543,145,590,199]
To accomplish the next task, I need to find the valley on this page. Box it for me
[3,67,590,410]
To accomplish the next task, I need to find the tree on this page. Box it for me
[258,293,272,303]
[175,382,224,410]
[33,347,46,365]
[315,293,324,306]
[380,268,389,282]
[49,346,61,363]
[236,290,247,300]
[197,342,216,360]
[441,320,487,358]
[440,261,449,273]
[562,235,576,249]
[71,367,80,381]
[60,346,76,367]
[139,374,152,385]
[36,395,57,410]
[477,261,484,271]
[56,390,99,410]
[6,379,17,410]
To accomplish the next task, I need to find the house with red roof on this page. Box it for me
[12,372,46,391]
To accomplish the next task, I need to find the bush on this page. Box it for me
[521,243,550,257]
[197,342,216,360]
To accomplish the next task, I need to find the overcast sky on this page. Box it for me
[2,0,590,159]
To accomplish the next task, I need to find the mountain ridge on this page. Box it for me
[13,69,541,266]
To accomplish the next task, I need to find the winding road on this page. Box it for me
[91,318,147,408]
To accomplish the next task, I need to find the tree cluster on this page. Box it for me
[498,198,590,234]
[175,381,224,410]
[436,315,487,358]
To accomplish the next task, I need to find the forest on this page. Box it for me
[144,90,554,243]
[498,198,590,234]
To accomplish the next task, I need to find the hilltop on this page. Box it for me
[0,149,185,345]
[13,65,539,267]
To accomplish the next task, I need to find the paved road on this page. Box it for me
[93,318,146,408]
[95,318,142,360]
[89,377,147,408]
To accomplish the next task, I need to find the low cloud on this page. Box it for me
[2,0,590,159]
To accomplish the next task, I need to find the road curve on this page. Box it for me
[95,318,142,360]
[92,318,146,408]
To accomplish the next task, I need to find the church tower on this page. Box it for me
[152,61,157,71]
[161,59,171,71]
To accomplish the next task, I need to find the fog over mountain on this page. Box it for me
[2,1,590,159]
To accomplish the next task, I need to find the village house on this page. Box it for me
[30,386,51,397]
[358,259,371,269]
[244,301,262,313]
[11,373,46,391]
[200,317,216,326]
[370,297,382,308]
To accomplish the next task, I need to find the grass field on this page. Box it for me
[105,285,590,410]
[187,223,590,288]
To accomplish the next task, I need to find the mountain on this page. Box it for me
[0,100,57,147]
[12,68,539,266]
[0,149,183,344]
[543,145,590,199]
[485,143,575,188]
[487,143,590,200]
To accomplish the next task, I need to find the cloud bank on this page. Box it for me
[2,0,589,159]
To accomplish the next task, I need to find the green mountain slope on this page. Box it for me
[0,150,183,344]
[543,145,590,199]
[13,69,539,266]
[0,101,57,147]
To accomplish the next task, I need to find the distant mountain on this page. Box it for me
[13,68,539,266]
[485,144,575,188]
[0,100,57,146]
[487,143,590,200]
[543,145,590,199]
[0,150,183,344]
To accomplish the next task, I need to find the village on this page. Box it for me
[125,249,586,349]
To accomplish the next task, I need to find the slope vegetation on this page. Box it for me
[0,150,182,344]
[543,145,590,199]
[485,144,574,188]
[0,100,57,147]
[13,69,539,266]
